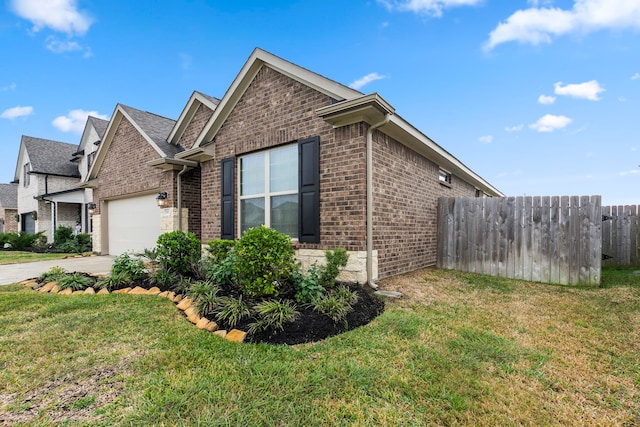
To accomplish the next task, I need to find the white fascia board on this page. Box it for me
[13,140,27,182]
[87,107,122,181]
[167,91,219,144]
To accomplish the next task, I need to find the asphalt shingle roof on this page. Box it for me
[0,183,17,208]
[22,136,80,177]
[119,105,182,158]
[87,116,109,140]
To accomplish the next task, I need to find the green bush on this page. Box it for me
[111,253,146,281]
[310,285,359,324]
[156,231,201,276]
[38,266,68,283]
[5,231,45,250]
[0,233,10,246]
[215,296,251,328]
[293,248,350,303]
[54,226,74,246]
[97,271,132,291]
[319,249,349,288]
[57,273,94,291]
[206,239,235,264]
[189,281,222,316]
[233,226,296,297]
[151,268,178,288]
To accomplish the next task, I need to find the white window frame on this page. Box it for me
[238,144,299,236]
[438,168,452,187]
[23,163,31,187]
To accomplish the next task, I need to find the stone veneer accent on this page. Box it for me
[296,249,377,285]
[91,214,102,253]
[160,207,189,234]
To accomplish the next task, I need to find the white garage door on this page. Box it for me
[107,194,161,255]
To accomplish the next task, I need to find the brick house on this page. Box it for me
[13,136,82,241]
[0,183,18,234]
[87,48,502,283]
[86,93,219,255]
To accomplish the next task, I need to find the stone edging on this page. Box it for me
[18,278,248,343]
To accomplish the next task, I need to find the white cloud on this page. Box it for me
[632,72,640,80]
[538,94,556,104]
[1,82,17,91]
[530,114,572,132]
[505,124,523,132]
[46,37,81,53]
[0,105,33,119]
[378,0,482,17]
[349,72,387,90]
[484,0,640,50]
[10,0,92,35]
[478,135,493,144]
[554,80,604,100]
[619,169,639,176]
[52,109,109,133]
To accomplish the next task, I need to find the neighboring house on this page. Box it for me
[88,48,502,283]
[72,116,109,233]
[0,183,18,234]
[13,136,81,241]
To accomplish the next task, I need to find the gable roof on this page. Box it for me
[87,104,178,180]
[167,90,220,145]
[88,116,109,140]
[188,48,362,149]
[13,136,79,181]
[0,183,17,209]
[73,116,110,160]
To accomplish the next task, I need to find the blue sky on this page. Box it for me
[1,0,638,205]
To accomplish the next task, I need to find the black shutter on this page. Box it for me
[298,136,320,243]
[220,157,235,240]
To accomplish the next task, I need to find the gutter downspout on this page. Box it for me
[366,114,391,289]
[176,165,190,232]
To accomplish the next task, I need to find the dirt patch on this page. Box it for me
[0,366,127,426]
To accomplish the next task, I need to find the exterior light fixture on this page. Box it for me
[156,192,169,207]
[31,211,37,221]
[87,203,97,215]
[14,214,20,222]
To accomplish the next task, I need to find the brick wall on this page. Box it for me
[178,103,214,150]
[182,167,201,239]
[0,208,18,233]
[200,66,342,244]
[93,117,173,213]
[371,131,477,278]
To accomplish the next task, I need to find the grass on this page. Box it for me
[0,251,70,265]
[0,267,639,426]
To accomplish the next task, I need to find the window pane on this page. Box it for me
[271,194,298,238]
[241,153,265,196]
[241,198,264,233]
[270,145,298,193]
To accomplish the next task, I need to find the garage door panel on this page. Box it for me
[108,194,160,255]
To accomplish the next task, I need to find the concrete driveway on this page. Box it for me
[0,255,115,285]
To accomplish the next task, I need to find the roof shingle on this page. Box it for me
[0,183,17,209]
[22,136,79,177]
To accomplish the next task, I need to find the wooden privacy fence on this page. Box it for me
[602,205,640,266]
[437,196,602,286]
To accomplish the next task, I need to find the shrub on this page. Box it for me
[38,266,68,283]
[5,231,45,250]
[310,285,358,324]
[215,296,251,328]
[151,268,178,288]
[319,249,349,288]
[57,273,94,291]
[75,233,92,252]
[111,253,146,281]
[292,264,325,304]
[97,271,132,291]
[0,233,10,246]
[54,226,74,246]
[233,226,296,297]
[248,299,300,334]
[206,239,235,264]
[156,231,201,276]
[206,251,236,287]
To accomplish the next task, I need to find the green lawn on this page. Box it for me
[0,251,71,265]
[0,267,638,426]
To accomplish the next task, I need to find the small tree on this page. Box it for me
[156,231,202,276]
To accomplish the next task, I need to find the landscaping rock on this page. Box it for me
[158,291,169,298]
[128,286,148,295]
[226,329,247,343]
[147,287,161,295]
[83,287,96,295]
[50,284,60,294]
[38,282,56,293]
[20,279,38,288]
[196,317,211,329]
[173,294,183,303]
[213,330,227,338]
[72,290,84,295]
[184,306,200,324]
[113,287,132,294]
[205,321,218,332]
[59,288,73,295]
[97,288,109,295]
[176,297,193,311]
[166,291,176,300]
